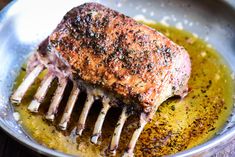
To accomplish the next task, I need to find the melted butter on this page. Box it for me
[14,22,234,157]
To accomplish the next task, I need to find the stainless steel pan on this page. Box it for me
[0,0,234,156]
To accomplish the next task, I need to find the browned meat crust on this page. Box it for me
[40,3,191,115]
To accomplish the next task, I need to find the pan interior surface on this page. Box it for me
[0,0,235,157]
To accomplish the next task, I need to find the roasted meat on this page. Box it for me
[11,3,191,156]
[47,2,190,114]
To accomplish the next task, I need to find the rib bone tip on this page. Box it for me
[10,97,21,105]
[76,129,84,136]
[45,114,55,121]
[11,64,44,105]
[108,148,117,156]
[122,151,134,157]
[76,123,85,135]
[90,134,101,144]
[58,122,67,131]
[28,100,40,112]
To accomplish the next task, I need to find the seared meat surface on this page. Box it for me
[39,3,191,117]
